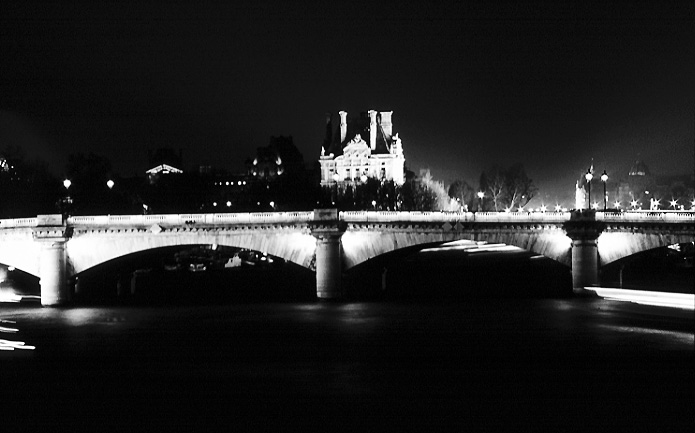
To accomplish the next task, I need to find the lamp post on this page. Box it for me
[600,170,608,211]
[584,169,593,210]
[60,179,73,217]
[477,191,484,212]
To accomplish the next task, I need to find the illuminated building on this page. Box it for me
[246,136,304,181]
[146,148,184,184]
[319,110,405,186]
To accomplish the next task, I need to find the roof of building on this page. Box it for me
[323,111,392,157]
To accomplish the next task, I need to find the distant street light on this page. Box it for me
[600,170,608,211]
[585,169,593,209]
[477,191,484,211]
[106,179,115,190]
[63,179,72,190]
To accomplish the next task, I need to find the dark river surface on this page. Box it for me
[1,244,694,431]
[2,299,693,431]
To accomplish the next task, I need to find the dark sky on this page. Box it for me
[1,1,693,206]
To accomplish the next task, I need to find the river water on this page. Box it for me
[2,243,693,429]
[2,297,693,430]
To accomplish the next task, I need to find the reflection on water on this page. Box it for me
[0,319,35,351]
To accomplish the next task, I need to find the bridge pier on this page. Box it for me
[564,210,605,296]
[33,215,71,306]
[311,209,346,299]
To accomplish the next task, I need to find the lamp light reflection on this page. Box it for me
[585,287,695,310]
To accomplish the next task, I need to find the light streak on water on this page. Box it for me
[586,287,695,310]
[0,339,36,350]
[0,319,36,351]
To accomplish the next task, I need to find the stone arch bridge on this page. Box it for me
[1,210,693,305]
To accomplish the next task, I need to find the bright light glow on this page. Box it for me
[592,201,599,209]
[213,202,217,207]
[585,171,593,182]
[106,179,115,189]
[0,339,35,350]
[269,201,275,208]
[0,320,36,350]
[540,204,547,212]
[477,191,484,199]
[466,244,522,254]
[554,204,561,212]
[669,199,678,209]
[63,179,71,189]
[0,324,19,332]
[630,199,639,209]
[600,170,608,182]
[0,293,23,303]
[226,201,232,207]
[614,201,621,209]
[585,287,695,310]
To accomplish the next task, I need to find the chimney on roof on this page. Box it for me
[323,112,333,152]
[339,111,348,143]
[379,111,393,141]
[368,110,378,151]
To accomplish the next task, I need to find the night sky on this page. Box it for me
[1,1,693,206]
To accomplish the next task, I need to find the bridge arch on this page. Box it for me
[340,228,573,269]
[597,231,694,266]
[66,230,317,275]
[0,232,41,277]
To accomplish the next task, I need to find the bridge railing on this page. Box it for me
[6,211,693,230]
[597,211,695,222]
[67,212,315,227]
[340,211,460,222]
[340,211,571,223]
[473,211,570,222]
[0,217,39,228]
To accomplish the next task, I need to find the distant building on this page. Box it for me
[616,159,694,210]
[575,159,694,210]
[246,136,305,181]
[146,148,183,184]
[319,110,405,186]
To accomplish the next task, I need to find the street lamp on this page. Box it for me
[106,179,115,190]
[600,170,608,211]
[63,179,72,190]
[477,191,484,212]
[584,169,593,209]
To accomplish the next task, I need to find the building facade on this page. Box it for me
[319,110,405,186]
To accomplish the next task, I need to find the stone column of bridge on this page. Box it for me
[563,210,605,295]
[311,209,346,299]
[33,215,71,306]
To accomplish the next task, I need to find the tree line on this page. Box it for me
[1,146,539,217]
